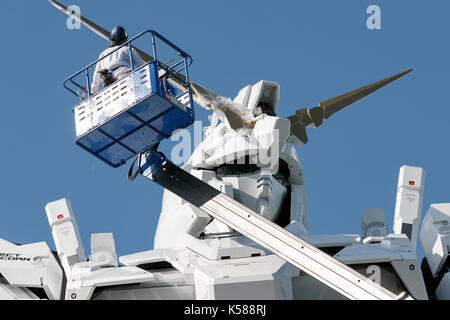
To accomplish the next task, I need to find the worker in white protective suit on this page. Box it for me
[91,25,145,94]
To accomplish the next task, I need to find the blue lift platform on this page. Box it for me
[64,30,195,168]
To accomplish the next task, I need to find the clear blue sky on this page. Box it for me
[1,0,449,261]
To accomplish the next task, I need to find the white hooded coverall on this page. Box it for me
[91,45,145,94]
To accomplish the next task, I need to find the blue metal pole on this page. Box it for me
[183,57,194,117]
[183,58,190,84]
[151,34,158,63]
[129,42,134,71]
[86,69,91,98]
[188,87,195,118]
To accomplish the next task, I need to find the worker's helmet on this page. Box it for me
[109,25,128,45]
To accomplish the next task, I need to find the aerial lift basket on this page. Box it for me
[64,30,195,167]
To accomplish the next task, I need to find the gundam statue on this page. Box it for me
[0,1,448,300]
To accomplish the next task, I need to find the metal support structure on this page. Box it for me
[129,42,134,72]
[139,150,403,300]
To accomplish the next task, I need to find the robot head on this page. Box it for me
[233,80,280,117]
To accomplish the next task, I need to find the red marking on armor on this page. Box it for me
[409,181,415,186]
[81,86,87,93]
[57,214,64,220]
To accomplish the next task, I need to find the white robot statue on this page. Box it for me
[154,80,309,251]
[0,81,444,300]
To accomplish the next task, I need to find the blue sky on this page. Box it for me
[1,0,449,261]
